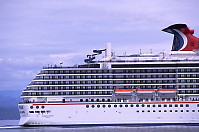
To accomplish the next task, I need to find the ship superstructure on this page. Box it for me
[18,24,199,126]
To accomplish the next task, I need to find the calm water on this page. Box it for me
[1,120,199,132]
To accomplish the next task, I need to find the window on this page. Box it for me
[136,110,139,113]
[158,104,161,107]
[114,105,117,108]
[97,105,100,108]
[142,110,144,112]
[29,111,34,113]
[192,110,195,112]
[180,104,183,107]
[169,104,172,107]
[175,110,178,112]
[159,110,161,112]
[170,110,172,112]
[108,105,111,108]
[142,104,145,107]
[147,110,150,112]
[30,106,33,109]
[130,104,134,107]
[86,105,89,108]
[91,105,95,108]
[80,99,83,102]
[136,104,139,107]
[153,110,155,112]
[41,106,45,109]
[186,110,189,112]
[125,104,128,107]
[36,106,39,109]
[175,104,178,107]
[41,111,45,114]
[164,110,167,112]
[164,104,167,107]
[186,104,189,107]
[181,110,183,112]
[152,104,156,107]
[147,105,150,107]
[102,105,106,108]
[35,111,40,113]
[119,104,123,108]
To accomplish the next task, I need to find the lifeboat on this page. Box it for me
[158,88,177,93]
[136,88,155,94]
[114,89,133,95]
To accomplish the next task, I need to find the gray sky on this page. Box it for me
[0,0,199,91]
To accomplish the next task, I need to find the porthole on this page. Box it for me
[102,99,105,102]
[102,105,106,108]
[97,105,100,108]
[91,105,95,108]
[96,99,100,102]
[159,110,161,112]
[147,110,150,112]
[158,104,161,107]
[175,104,178,107]
[147,105,150,107]
[125,104,128,107]
[186,110,189,112]
[86,99,89,102]
[86,105,89,108]
[136,104,139,107]
[36,106,39,109]
[164,104,167,107]
[175,110,178,112]
[180,104,183,107]
[142,110,144,112]
[130,104,133,107]
[169,104,172,107]
[181,110,183,112]
[91,99,94,102]
[119,104,123,108]
[114,104,117,108]
[141,104,145,107]
[80,99,83,102]
[192,110,195,112]
[107,99,111,102]
[170,110,172,112]
[153,110,155,112]
[164,110,167,112]
[30,106,33,109]
[108,105,111,108]
[152,104,156,107]
[186,104,189,107]
[29,111,34,113]
[41,106,45,109]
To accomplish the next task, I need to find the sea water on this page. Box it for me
[1,120,199,132]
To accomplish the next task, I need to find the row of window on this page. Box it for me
[30,106,45,109]
[36,74,199,80]
[31,80,179,85]
[40,68,199,74]
[136,110,199,113]
[22,91,112,96]
[27,86,113,91]
[29,110,51,114]
[85,104,192,108]
[31,79,199,86]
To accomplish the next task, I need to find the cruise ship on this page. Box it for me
[18,24,199,126]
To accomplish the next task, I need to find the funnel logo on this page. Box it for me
[162,24,199,51]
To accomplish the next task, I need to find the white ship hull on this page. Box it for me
[19,102,199,126]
